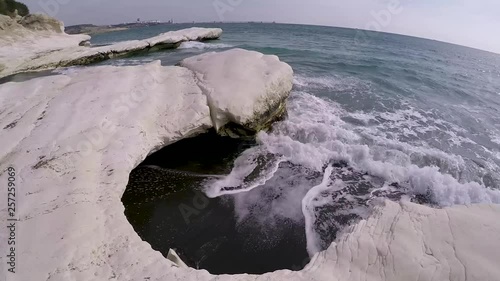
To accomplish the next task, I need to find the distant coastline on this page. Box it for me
[65,24,128,35]
[65,20,172,35]
[64,20,498,55]
[65,21,277,35]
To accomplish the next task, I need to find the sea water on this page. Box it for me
[115,23,500,274]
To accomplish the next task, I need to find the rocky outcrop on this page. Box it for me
[1,52,499,281]
[18,13,64,32]
[0,14,14,29]
[0,14,222,78]
[0,61,211,280]
[0,13,82,40]
[0,14,91,77]
[304,200,500,281]
[180,49,294,137]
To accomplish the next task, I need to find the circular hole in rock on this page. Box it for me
[122,129,310,275]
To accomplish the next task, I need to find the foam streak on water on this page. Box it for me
[204,147,285,198]
[302,165,334,256]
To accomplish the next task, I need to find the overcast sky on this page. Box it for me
[22,0,500,53]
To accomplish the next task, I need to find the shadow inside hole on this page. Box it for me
[122,129,310,274]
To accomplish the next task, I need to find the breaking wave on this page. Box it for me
[203,74,500,257]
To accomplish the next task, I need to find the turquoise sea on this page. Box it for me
[97,23,500,274]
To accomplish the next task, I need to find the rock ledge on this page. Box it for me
[0,14,222,78]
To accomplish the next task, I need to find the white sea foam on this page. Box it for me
[178,41,232,50]
[302,165,334,256]
[206,89,500,199]
[204,147,285,198]
[272,92,499,203]
[205,89,500,202]
[490,132,500,145]
[293,74,370,93]
[203,74,500,257]
[284,91,500,254]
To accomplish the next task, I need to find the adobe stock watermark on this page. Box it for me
[38,0,71,17]
[213,0,244,21]
[178,190,210,224]
[354,0,405,45]
[483,71,500,95]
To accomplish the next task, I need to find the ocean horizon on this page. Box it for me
[73,21,500,55]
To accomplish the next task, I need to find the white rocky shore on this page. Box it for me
[1,51,499,281]
[0,14,222,78]
[1,15,500,281]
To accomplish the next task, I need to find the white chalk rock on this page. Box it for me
[0,14,90,76]
[0,61,214,280]
[146,27,223,46]
[303,200,500,281]
[180,48,294,135]
[0,14,222,78]
[0,58,499,281]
